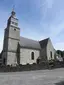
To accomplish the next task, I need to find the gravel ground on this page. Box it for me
[0,68,64,85]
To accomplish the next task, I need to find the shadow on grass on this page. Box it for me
[55,81,64,85]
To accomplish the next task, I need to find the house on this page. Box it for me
[1,10,55,66]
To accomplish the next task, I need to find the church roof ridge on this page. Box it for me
[20,36,39,42]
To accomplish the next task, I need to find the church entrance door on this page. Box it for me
[37,59,40,64]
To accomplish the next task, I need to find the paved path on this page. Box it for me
[0,68,64,85]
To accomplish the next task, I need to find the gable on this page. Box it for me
[39,38,49,49]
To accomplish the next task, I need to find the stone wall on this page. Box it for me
[20,48,40,65]
[47,39,55,60]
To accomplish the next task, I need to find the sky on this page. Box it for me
[0,0,64,52]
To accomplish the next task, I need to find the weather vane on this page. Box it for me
[11,5,16,16]
[12,5,15,11]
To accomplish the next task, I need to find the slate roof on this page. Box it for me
[20,37,41,50]
[39,38,49,48]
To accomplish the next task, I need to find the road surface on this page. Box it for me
[0,68,64,85]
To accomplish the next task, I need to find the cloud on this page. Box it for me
[0,9,9,52]
[46,0,54,8]
[54,42,64,51]
[0,0,64,52]
[49,22,64,38]
[38,0,64,50]
[40,1,64,35]
[0,38,3,53]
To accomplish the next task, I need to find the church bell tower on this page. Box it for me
[3,10,20,65]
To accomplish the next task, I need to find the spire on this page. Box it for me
[7,6,18,28]
[11,5,16,17]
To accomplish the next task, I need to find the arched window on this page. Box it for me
[31,52,34,60]
[50,51,52,59]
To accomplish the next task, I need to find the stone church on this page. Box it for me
[2,10,55,66]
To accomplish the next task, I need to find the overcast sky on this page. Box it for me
[0,0,64,52]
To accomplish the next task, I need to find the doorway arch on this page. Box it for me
[37,59,40,64]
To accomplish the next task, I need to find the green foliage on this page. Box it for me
[56,50,64,57]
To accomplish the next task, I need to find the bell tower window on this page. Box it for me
[12,22,18,25]
[12,22,14,24]
[11,21,18,27]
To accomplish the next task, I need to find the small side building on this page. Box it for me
[39,38,55,63]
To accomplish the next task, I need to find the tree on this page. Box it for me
[56,50,63,57]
